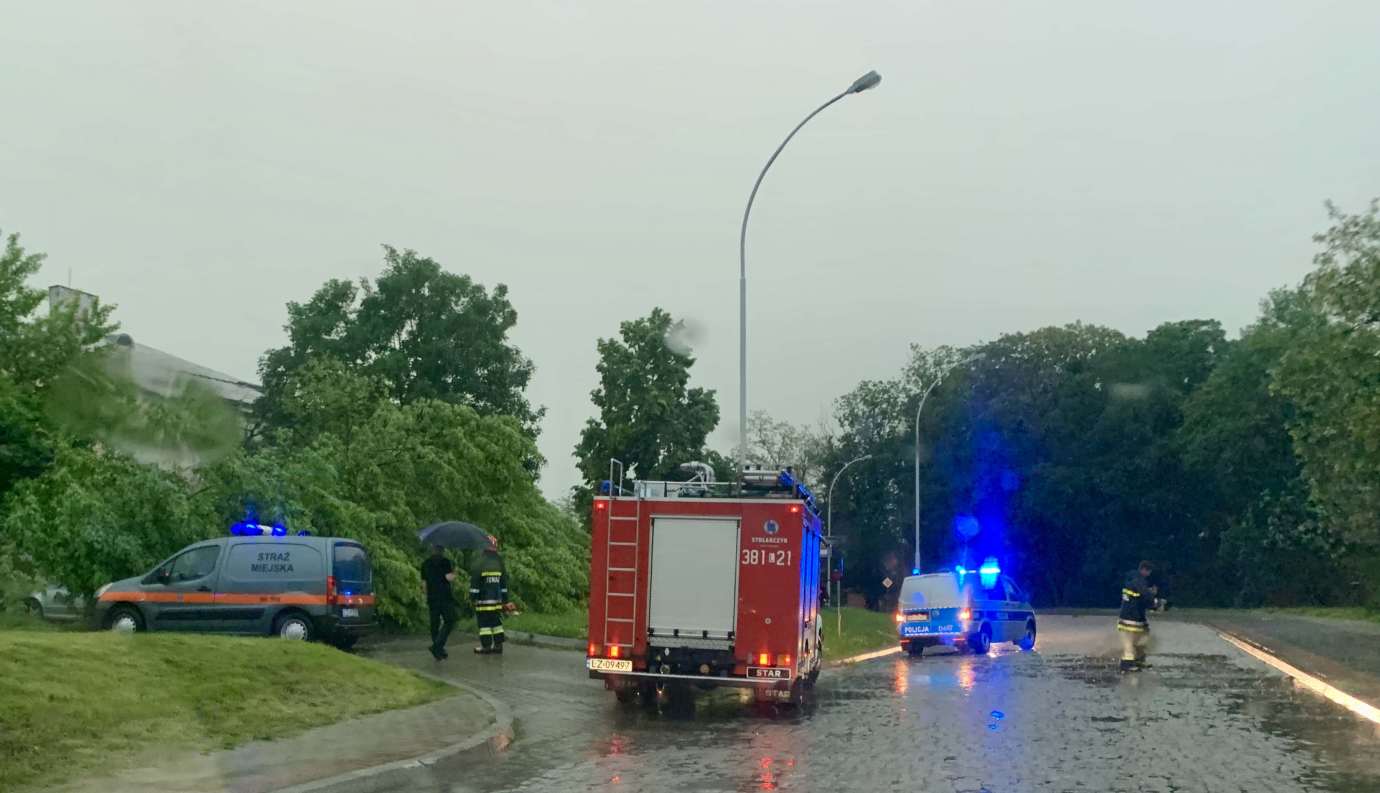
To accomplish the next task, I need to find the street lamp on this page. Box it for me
[826,453,871,614]
[737,70,882,470]
[913,353,984,573]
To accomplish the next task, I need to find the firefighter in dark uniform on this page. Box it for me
[470,535,510,654]
[1117,560,1158,672]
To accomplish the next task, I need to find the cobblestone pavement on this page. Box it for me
[363,616,1380,793]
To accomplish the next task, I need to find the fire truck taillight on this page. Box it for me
[588,643,599,657]
[758,652,770,666]
[789,505,800,514]
[777,654,791,666]
[610,646,621,658]
[595,501,606,511]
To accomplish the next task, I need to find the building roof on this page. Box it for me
[109,333,262,407]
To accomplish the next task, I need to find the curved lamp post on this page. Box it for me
[737,71,882,470]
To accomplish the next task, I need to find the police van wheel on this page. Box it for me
[907,642,925,658]
[969,625,991,655]
[107,606,144,633]
[1018,621,1037,651]
[274,612,313,641]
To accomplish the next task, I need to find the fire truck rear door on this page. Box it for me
[648,516,740,639]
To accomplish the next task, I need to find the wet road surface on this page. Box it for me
[364,616,1380,792]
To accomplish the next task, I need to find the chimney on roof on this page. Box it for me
[48,285,99,318]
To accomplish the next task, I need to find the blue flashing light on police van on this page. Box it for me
[978,557,1001,589]
[912,568,920,575]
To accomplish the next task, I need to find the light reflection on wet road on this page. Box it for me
[365,616,1380,793]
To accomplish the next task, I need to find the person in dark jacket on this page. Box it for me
[469,535,510,655]
[1117,560,1158,672]
[421,545,458,661]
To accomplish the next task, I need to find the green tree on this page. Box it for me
[744,410,830,491]
[3,444,207,599]
[1274,201,1380,548]
[206,363,586,627]
[258,247,541,439]
[574,308,720,490]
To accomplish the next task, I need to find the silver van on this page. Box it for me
[895,565,1036,657]
[92,531,375,649]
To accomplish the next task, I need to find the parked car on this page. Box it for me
[24,586,86,622]
[93,529,376,649]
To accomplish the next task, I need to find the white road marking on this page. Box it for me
[1218,631,1380,726]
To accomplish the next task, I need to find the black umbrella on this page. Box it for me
[418,521,495,550]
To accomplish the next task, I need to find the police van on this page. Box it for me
[895,560,1036,657]
[93,523,375,649]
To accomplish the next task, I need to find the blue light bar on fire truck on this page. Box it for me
[776,470,820,516]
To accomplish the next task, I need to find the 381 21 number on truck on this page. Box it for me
[586,460,824,706]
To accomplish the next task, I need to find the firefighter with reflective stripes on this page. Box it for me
[470,536,509,655]
[1117,560,1158,672]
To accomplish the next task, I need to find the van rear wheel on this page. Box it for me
[274,612,313,641]
[907,642,925,658]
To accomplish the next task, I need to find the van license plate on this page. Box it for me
[342,608,359,618]
[588,658,633,673]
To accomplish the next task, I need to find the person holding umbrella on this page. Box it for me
[421,544,458,660]
[470,535,510,655]
[417,521,514,657]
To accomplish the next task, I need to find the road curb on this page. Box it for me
[272,674,515,793]
[1216,629,1380,726]
[827,646,901,667]
[504,629,585,651]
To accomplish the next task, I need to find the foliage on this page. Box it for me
[0,631,451,791]
[0,231,116,393]
[257,246,541,440]
[574,308,720,488]
[42,349,243,468]
[3,444,209,599]
[201,362,587,628]
[1274,201,1380,548]
[744,410,830,492]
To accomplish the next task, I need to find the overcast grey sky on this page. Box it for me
[3,1,1378,497]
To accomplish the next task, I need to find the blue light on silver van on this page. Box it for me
[979,557,1001,589]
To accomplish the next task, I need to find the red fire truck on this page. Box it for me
[586,461,824,705]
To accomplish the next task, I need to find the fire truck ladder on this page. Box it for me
[604,459,639,652]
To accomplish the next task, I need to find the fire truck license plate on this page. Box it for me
[587,658,633,673]
[748,666,791,680]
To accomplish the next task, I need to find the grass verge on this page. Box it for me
[822,607,898,660]
[506,606,588,640]
[0,631,453,792]
[1265,606,1380,626]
